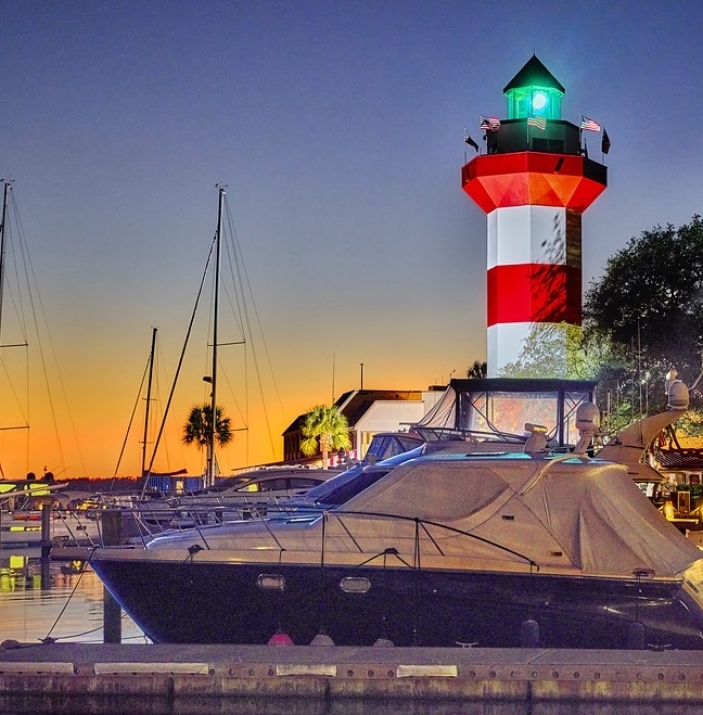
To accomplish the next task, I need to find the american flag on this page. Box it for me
[580,115,601,132]
[480,115,501,131]
[527,114,546,130]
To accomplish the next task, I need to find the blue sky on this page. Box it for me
[1,0,701,477]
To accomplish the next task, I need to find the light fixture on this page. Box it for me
[532,92,547,110]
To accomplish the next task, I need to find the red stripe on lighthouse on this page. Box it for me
[487,264,581,326]
[461,153,607,213]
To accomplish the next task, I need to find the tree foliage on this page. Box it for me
[583,215,703,425]
[583,215,703,378]
[467,360,487,379]
[182,403,233,450]
[498,324,596,380]
[300,404,351,469]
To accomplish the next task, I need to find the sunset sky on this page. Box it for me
[1,1,702,479]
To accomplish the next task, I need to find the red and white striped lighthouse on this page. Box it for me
[462,56,608,377]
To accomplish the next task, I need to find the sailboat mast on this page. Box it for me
[207,186,225,487]
[141,327,158,478]
[0,182,12,346]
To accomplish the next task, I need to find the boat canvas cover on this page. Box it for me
[342,455,701,577]
[416,385,459,431]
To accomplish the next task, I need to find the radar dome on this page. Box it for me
[667,380,689,410]
[575,402,600,435]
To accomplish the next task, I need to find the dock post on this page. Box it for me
[102,510,122,644]
[40,503,52,559]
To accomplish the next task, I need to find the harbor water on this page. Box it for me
[1,549,702,714]
[0,548,146,645]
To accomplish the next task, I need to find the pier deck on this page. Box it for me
[2,642,703,712]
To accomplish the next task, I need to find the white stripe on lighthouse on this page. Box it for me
[487,206,567,270]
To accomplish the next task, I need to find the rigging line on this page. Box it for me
[223,199,283,458]
[13,193,87,474]
[42,547,97,643]
[143,233,217,495]
[150,352,177,474]
[0,351,29,427]
[111,347,151,480]
[10,192,88,474]
[214,272,250,465]
[12,197,67,472]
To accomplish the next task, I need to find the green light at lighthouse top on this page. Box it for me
[503,55,564,121]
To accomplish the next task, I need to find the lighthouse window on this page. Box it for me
[532,138,564,154]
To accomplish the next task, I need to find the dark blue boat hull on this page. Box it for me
[93,558,703,649]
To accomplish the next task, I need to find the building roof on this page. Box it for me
[655,448,703,473]
[503,54,565,95]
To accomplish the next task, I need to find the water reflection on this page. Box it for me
[0,548,146,644]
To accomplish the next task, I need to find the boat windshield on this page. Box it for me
[293,446,425,506]
[415,378,596,449]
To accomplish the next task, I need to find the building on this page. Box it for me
[282,387,445,464]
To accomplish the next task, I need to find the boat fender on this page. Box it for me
[520,619,540,648]
[373,637,395,647]
[268,629,294,646]
[626,621,645,650]
[310,632,335,646]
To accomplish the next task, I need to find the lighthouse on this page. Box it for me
[462,56,608,377]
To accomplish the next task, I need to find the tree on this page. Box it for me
[182,403,233,451]
[467,360,487,379]
[583,215,703,381]
[300,404,351,469]
[583,215,703,426]
[498,323,596,379]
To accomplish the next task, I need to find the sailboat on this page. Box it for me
[0,182,101,548]
[129,186,230,496]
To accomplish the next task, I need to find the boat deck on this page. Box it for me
[2,642,703,711]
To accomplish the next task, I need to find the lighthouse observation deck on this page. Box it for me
[461,119,607,214]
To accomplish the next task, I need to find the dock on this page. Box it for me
[2,641,703,713]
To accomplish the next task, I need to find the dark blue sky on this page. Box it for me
[1,1,701,475]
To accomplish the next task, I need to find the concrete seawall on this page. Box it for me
[2,642,703,713]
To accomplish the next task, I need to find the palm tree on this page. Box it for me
[467,360,488,379]
[300,404,351,469]
[182,403,233,451]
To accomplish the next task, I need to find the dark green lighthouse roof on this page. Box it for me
[503,55,565,95]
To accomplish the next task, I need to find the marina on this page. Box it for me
[50,375,703,652]
[2,3,703,715]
